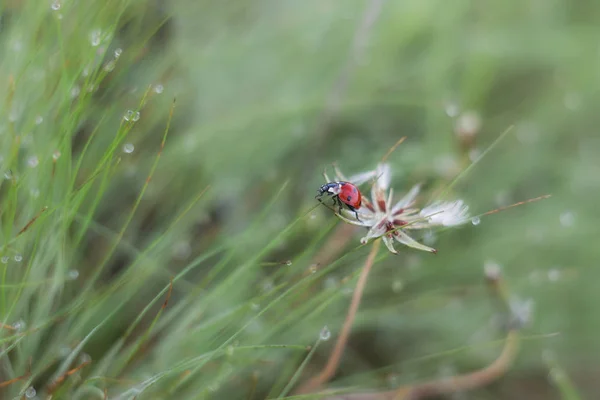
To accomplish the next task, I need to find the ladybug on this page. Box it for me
[316,181,362,220]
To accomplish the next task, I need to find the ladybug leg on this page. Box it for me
[347,205,361,222]
[333,196,341,210]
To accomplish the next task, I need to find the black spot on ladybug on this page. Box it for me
[347,196,352,201]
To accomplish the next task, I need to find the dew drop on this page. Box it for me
[559,211,575,227]
[35,115,43,125]
[471,216,481,226]
[51,1,61,10]
[11,40,23,52]
[1,256,9,264]
[71,85,81,98]
[30,188,40,198]
[392,280,403,293]
[124,110,133,121]
[13,319,26,331]
[226,345,235,356]
[308,264,318,274]
[58,346,71,358]
[4,170,13,180]
[53,150,61,161]
[444,101,460,117]
[484,260,501,280]
[132,111,140,122]
[25,386,36,398]
[510,297,534,327]
[423,231,437,246]
[468,148,481,162]
[90,29,102,47]
[27,156,39,168]
[563,93,581,111]
[123,143,135,154]
[323,276,338,290]
[547,268,561,282]
[104,60,116,72]
[153,84,164,94]
[14,254,22,262]
[172,241,192,260]
[68,269,79,280]
[319,326,331,341]
[80,353,92,363]
[285,260,292,266]
[261,279,274,292]
[455,111,481,138]
[114,48,122,58]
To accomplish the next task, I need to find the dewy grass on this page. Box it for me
[0,1,589,399]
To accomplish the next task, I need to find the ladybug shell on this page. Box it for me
[338,183,362,209]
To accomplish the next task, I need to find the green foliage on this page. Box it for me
[0,0,596,398]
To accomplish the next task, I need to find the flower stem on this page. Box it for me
[295,239,381,394]
[321,272,520,400]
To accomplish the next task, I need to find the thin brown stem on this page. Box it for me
[295,239,382,394]
[322,273,519,400]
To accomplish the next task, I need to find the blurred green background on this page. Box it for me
[0,0,598,398]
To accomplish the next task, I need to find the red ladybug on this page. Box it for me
[316,181,362,220]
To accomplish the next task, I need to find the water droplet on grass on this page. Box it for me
[123,143,134,154]
[471,216,481,226]
[153,84,164,94]
[53,150,61,161]
[27,156,39,168]
[444,101,459,117]
[392,280,403,293]
[559,211,575,227]
[68,270,79,280]
[71,86,81,98]
[80,353,92,363]
[285,260,292,266]
[468,148,481,162]
[3,170,12,180]
[35,115,43,125]
[1,256,9,264]
[124,110,140,122]
[14,254,22,262]
[114,48,122,58]
[226,345,235,356]
[13,319,26,331]
[547,269,561,282]
[90,29,102,47]
[484,260,501,280]
[308,264,318,274]
[51,1,61,10]
[563,93,581,111]
[319,326,331,341]
[58,346,71,357]
[172,241,191,260]
[104,60,116,72]
[25,386,36,398]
